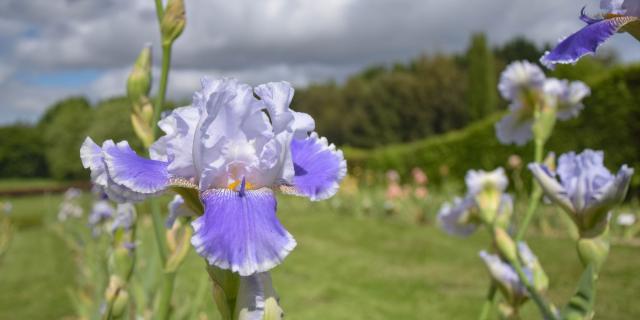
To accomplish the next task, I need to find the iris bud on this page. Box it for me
[494,227,517,263]
[161,0,186,46]
[126,45,152,103]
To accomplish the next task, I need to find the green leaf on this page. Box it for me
[562,264,596,320]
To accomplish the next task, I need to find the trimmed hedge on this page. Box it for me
[345,64,640,187]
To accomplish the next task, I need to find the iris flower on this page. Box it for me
[541,0,640,68]
[479,242,548,307]
[88,198,115,237]
[80,78,346,276]
[110,203,136,234]
[529,149,633,236]
[495,61,589,146]
[438,168,512,236]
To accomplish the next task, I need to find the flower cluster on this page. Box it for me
[81,78,347,276]
[495,61,590,146]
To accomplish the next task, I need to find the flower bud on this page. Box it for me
[105,275,124,302]
[494,227,517,263]
[111,289,129,317]
[161,0,186,46]
[532,103,557,144]
[131,111,154,148]
[263,296,284,320]
[110,246,134,279]
[126,45,152,102]
[577,228,610,273]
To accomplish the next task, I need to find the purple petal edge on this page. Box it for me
[289,132,347,201]
[103,140,170,194]
[540,16,637,69]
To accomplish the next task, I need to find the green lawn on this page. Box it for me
[1,193,639,319]
[0,179,67,192]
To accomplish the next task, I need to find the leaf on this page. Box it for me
[561,264,596,320]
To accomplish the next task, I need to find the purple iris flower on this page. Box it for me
[110,203,136,234]
[479,242,547,306]
[529,149,633,235]
[80,78,347,276]
[88,200,115,236]
[541,1,640,69]
[166,195,196,228]
[495,61,590,146]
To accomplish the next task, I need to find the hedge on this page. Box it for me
[344,64,640,187]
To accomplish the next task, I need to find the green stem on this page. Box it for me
[150,199,168,262]
[478,282,496,320]
[152,44,172,140]
[154,0,164,22]
[188,272,210,320]
[511,259,557,320]
[156,271,177,320]
[515,138,544,241]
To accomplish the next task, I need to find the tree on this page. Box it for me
[39,97,93,179]
[466,33,497,121]
[0,125,48,178]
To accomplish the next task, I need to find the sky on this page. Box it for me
[1,0,640,125]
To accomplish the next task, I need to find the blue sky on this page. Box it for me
[1,0,640,125]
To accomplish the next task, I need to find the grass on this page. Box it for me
[0,179,67,192]
[1,192,640,319]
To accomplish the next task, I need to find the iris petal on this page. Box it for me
[191,188,296,276]
[80,138,151,203]
[541,16,638,69]
[528,163,575,214]
[287,132,347,201]
[103,140,170,194]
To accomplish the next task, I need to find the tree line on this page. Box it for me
[0,34,617,180]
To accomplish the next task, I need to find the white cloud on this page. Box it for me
[2,0,640,124]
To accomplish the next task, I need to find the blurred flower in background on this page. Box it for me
[58,188,84,221]
[411,167,428,185]
[495,61,590,146]
[616,212,636,227]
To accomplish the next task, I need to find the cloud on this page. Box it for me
[2,0,640,124]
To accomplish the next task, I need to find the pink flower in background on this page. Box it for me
[386,170,400,183]
[386,182,404,201]
[412,167,428,185]
[508,154,523,170]
[414,186,428,199]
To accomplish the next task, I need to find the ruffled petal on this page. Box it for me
[80,138,151,203]
[437,196,478,237]
[103,140,169,194]
[465,167,508,195]
[80,137,109,186]
[191,188,296,276]
[582,164,634,228]
[195,78,273,189]
[285,132,347,201]
[152,105,200,178]
[540,16,639,69]
[254,81,296,133]
[556,81,590,120]
[528,163,575,214]
[623,0,640,16]
[494,105,534,146]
